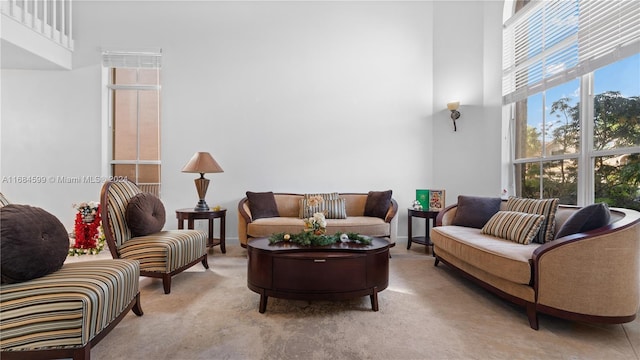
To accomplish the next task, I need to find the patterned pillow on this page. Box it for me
[304,193,339,200]
[506,197,559,243]
[299,193,340,218]
[481,211,545,245]
[300,197,347,219]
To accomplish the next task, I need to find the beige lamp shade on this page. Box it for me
[182,152,223,211]
[181,152,224,174]
[447,101,460,111]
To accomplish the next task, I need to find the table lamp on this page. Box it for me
[181,152,224,211]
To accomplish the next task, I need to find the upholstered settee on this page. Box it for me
[237,191,398,247]
[0,193,143,360]
[431,196,640,330]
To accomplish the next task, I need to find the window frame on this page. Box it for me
[101,51,162,196]
[504,1,640,206]
[508,71,640,205]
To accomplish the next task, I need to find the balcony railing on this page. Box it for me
[1,0,73,51]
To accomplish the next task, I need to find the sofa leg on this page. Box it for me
[201,255,209,269]
[526,302,539,330]
[162,274,172,294]
[434,258,440,267]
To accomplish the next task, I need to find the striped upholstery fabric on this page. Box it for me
[304,192,340,200]
[0,193,10,207]
[300,197,347,219]
[119,231,207,273]
[299,193,342,218]
[0,259,140,351]
[481,211,545,245]
[103,180,207,275]
[506,197,559,243]
[104,181,142,248]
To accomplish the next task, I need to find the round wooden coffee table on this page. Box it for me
[247,237,391,313]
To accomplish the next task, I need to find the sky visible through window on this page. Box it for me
[526,53,640,144]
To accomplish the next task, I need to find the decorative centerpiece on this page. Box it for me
[269,212,372,246]
[69,201,106,256]
[304,212,327,235]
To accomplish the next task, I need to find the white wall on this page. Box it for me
[431,0,503,203]
[1,65,103,223]
[1,1,503,243]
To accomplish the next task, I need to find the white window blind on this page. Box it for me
[102,50,162,69]
[503,0,640,104]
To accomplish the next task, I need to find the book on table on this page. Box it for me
[416,189,429,210]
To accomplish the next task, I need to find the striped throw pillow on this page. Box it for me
[481,211,545,245]
[299,193,340,218]
[304,193,339,200]
[299,197,347,219]
[505,197,559,243]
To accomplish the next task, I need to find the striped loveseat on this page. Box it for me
[100,180,208,294]
[0,194,143,360]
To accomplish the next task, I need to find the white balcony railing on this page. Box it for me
[1,0,74,51]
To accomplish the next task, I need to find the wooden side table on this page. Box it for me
[176,208,226,253]
[407,208,439,255]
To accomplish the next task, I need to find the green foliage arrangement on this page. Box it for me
[269,231,372,246]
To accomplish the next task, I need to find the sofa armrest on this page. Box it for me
[237,197,252,247]
[436,204,458,226]
[385,199,399,223]
[532,208,640,319]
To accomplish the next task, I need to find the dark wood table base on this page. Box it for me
[247,238,391,313]
[176,208,227,253]
[407,208,439,255]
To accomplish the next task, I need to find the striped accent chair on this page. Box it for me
[0,194,143,360]
[100,180,208,294]
[1,260,143,360]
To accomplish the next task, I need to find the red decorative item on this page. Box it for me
[73,205,101,249]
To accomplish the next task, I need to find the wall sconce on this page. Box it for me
[447,101,461,131]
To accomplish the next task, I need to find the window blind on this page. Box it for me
[102,50,162,69]
[502,0,640,104]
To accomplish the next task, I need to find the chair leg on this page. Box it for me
[73,345,90,360]
[201,255,209,269]
[132,293,144,316]
[162,274,171,294]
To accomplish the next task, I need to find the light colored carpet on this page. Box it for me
[68,242,640,360]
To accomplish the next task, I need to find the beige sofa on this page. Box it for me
[431,198,640,330]
[238,193,398,247]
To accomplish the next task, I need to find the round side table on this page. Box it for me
[176,208,227,253]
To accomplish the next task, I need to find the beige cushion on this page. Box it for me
[247,216,390,239]
[481,211,545,245]
[431,226,540,284]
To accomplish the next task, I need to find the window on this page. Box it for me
[103,51,162,196]
[504,1,640,210]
